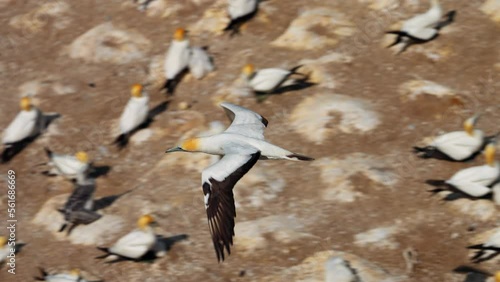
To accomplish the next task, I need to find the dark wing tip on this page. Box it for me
[260,115,269,127]
[287,154,314,161]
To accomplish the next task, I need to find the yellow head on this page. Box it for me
[485,142,496,167]
[20,97,32,111]
[174,28,186,41]
[137,214,156,229]
[75,151,89,164]
[463,115,479,136]
[69,269,81,277]
[0,236,6,247]
[242,64,255,77]
[165,138,200,153]
[131,83,143,98]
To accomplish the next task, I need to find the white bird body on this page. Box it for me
[431,130,484,161]
[402,0,442,40]
[164,39,190,80]
[48,154,89,178]
[247,68,293,92]
[445,163,499,197]
[228,0,257,20]
[2,107,42,144]
[108,226,155,259]
[188,47,214,80]
[119,95,149,134]
[43,273,82,282]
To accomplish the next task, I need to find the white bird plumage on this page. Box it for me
[325,257,359,282]
[188,47,214,80]
[165,102,313,262]
[44,148,90,179]
[163,28,190,94]
[35,268,99,282]
[114,84,149,148]
[96,215,156,262]
[242,64,306,94]
[224,0,258,35]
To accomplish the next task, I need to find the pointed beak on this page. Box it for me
[165,146,183,153]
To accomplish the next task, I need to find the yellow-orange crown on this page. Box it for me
[174,28,186,41]
[20,97,32,111]
[131,84,143,98]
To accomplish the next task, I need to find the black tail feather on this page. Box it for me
[163,79,178,95]
[425,179,447,187]
[95,247,110,259]
[223,10,258,37]
[113,133,129,149]
[413,146,457,161]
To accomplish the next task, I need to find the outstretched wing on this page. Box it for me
[220,102,268,140]
[201,148,261,262]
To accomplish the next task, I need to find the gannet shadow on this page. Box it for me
[87,165,111,179]
[157,234,189,252]
[93,189,135,211]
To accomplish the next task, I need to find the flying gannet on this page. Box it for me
[96,214,157,263]
[43,148,91,179]
[188,46,215,80]
[426,142,500,201]
[58,173,101,235]
[35,268,102,282]
[413,115,491,162]
[386,0,456,53]
[468,228,500,264]
[114,84,149,149]
[162,28,190,94]
[165,102,314,261]
[1,97,46,163]
[224,0,258,36]
[242,64,311,96]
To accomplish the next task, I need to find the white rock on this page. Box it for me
[354,225,402,250]
[143,0,183,18]
[447,198,497,222]
[299,52,353,89]
[271,8,356,50]
[32,194,124,245]
[325,256,359,282]
[481,0,500,23]
[399,80,454,100]
[69,22,151,64]
[358,0,400,10]
[189,0,228,36]
[131,129,153,145]
[9,2,71,33]
[290,93,380,144]
[234,164,286,208]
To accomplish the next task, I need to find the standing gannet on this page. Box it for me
[1,97,45,163]
[161,28,190,94]
[43,148,90,179]
[188,46,214,80]
[35,268,102,282]
[114,84,149,149]
[224,0,258,36]
[58,173,101,235]
[96,214,157,263]
[414,115,486,162]
[427,142,500,200]
[386,0,456,53]
[468,228,500,264]
[453,266,500,282]
[242,64,310,95]
[165,102,313,261]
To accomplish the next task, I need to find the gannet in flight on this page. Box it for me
[1,97,51,163]
[453,265,500,282]
[224,0,258,36]
[414,115,490,162]
[468,228,500,264]
[188,46,214,80]
[386,0,456,53]
[43,148,91,179]
[58,173,101,235]
[35,268,102,282]
[426,142,500,201]
[161,28,190,94]
[114,84,149,149]
[96,214,157,263]
[165,102,314,261]
[242,64,310,96]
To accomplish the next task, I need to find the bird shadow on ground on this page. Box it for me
[158,234,189,252]
[256,79,316,103]
[93,188,136,211]
[88,165,111,179]
[1,113,61,163]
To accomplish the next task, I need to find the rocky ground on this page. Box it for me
[0,0,499,281]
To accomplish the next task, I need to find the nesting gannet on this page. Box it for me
[96,214,157,263]
[426,142,500,201]
[35,268,102,282]
[58,173,101,235]
[43,148,90,179]
[165,102,314,261]
[114,84,149,149]
[325,257,360,282]
[414,115,487,162]
[188,46,214,80]
[468,228,500,264]
[453,265,499,282]
[386,0,456,53]
[242,64,310,95]
[1,97,45,163]
[224,0,258,36]
[161,28,190,94]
